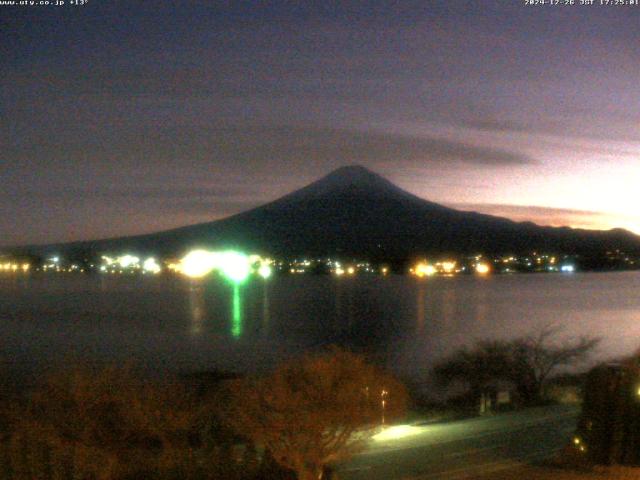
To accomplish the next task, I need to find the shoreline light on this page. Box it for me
[117,255,140,269]
[258,263,272,279]
[218,251,250,283]
[440,261,456,274]
[414,262,436,277]
[143,257,161,274]
[180,250,218,278]
[178,249,251,282]
[475,263,491,275]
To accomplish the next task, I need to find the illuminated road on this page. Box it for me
[337,405,579,480]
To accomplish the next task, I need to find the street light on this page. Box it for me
[381,388,388,425]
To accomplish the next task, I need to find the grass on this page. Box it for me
[472,445,639,480]
[473,465,640,480]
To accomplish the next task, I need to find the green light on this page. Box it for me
[219,251,250,283]
[232,283,242,338]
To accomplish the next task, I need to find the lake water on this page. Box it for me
[1,272,639,387]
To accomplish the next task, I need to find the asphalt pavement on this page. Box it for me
[336,405,579,480]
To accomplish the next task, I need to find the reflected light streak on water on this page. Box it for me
[262,282,270,337]
[416,283,426,335]
[232,283,242,339]
[189,283,205,336]
[1,272,640,382]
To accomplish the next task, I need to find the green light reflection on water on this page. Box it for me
[232,282,242,338]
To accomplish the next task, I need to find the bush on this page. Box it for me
[222,347,408,480]
[1,365,240,480]
[434,326,599,408]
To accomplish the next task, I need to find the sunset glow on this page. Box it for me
[3,2,640,245]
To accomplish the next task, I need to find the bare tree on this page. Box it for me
[434,325,600,406]
[433,340,514,399]
[510,325,600,404]
[223,347,407,480]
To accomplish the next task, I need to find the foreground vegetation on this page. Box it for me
[473,465,640,480]
[473,444,640,480]
[0,348,406,480]
[434,325,599,409]
[0,365,241,480]
[0,332,630,480]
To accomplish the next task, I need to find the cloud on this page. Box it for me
[162,199,260,216]
[0,122,534,246]
[0,185,252,201]
[457,113,640,150]
[447,202,635,232]
[213,126,535,171]
[1,124,535,187]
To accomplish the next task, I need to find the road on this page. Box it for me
[336,405,579,480]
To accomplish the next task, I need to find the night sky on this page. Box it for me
[2,1,639,247]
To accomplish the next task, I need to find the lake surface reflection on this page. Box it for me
[1,272,639,385]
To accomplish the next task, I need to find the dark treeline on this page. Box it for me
[0,332,612,479]
[0,348,407,480]
[0,364,287,480]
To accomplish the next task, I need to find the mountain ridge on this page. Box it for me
[5,165,640,261]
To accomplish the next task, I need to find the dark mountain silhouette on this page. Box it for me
[9,165,640,261]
